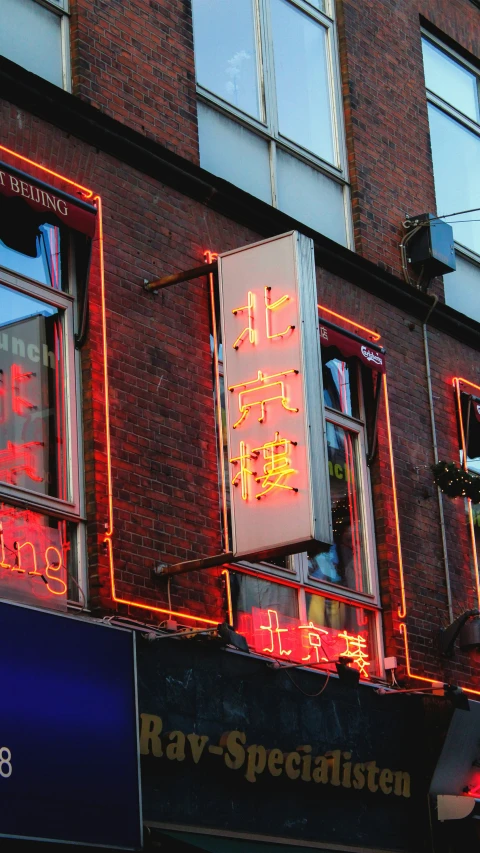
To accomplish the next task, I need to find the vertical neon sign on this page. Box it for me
[217,232,332,560]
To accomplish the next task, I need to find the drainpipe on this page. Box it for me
[423,295,453,622]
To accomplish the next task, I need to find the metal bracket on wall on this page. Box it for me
[143,261,217,293]
[153,552,235,579]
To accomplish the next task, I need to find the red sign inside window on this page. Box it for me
[237,606,372,679]
[0,292,68,608]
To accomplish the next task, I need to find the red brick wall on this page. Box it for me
[70,0,199,162]
[1,0,480,687]
[338,0,479,279]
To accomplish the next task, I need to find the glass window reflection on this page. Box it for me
[0,223,64,289]
[192,0,262,120]
[271,0,335,164]
[309,422,368,593]
[0,284,67,500]
[323,354,358,417]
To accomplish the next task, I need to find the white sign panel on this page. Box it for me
[218,232,332,560]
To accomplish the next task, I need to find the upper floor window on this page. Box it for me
[192,0,350,246]
[422,35,480,321]
[0,163,97,611]
[0,0,70,89]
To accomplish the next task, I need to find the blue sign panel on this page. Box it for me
[0,601,142,848]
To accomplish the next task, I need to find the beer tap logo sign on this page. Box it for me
[218,232,331,560]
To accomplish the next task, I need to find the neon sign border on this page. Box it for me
[6,144,479,677]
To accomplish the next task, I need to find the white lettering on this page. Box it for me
[0,171,5,186]
[9,175,20,193]
[360,346,383,366]
[56,199,68,217]
[27,344,40,363]
[11,337,25,358]
[20,181,31,198]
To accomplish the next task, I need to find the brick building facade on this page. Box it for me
[0,0,480,850]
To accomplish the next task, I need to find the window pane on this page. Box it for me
[232,573,299,652]
[276,150,346,243]
[305,592,378,677]
[0,285,68,500]
[271,0,335,164]
[428,104,480,256]
[444,254,480,323]
[322,356,358,417]
[198,103,272,203]
[0,0,64,88]
[422,39,479,123]
[308,422,369,594]
[0,504,69,610]
[192,0,261,119]
[0,222,65,289]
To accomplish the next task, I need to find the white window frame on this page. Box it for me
[422,31,480,268]
[194,0,352,246]
[218,347,384,676]
[2,0,72,91]
[0,248,86,604]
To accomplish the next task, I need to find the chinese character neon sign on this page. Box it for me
[217,232,332,559]
[237,606,371,678]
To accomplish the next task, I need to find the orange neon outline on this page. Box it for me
[264,287,294,340]
[92,198,217,625]
[383,374,407,620]
[221,568,233,626]
[318,304,381,342]
[206,251,230,552]
[0,149,219,626]
[453,378,480,610]
[232,291,255,349]
[0,144,94,199]
[384,373,480,695]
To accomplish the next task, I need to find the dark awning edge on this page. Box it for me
[0,159,97,238]
[319,316,386,374]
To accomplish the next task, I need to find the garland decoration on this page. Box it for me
[432,461,480,504]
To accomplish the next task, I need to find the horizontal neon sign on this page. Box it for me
[237,606,371,678]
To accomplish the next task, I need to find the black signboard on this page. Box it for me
[137,637,431,852]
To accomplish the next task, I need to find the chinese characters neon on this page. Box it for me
[230,432,298,501]
[236,606,372,678]
[229,369,299,429]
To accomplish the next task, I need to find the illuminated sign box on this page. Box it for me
[218,232,332,560]
[0,601,142,848]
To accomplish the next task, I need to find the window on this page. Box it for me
[215,315,384,680]
[0,164,92,611]
[0,0,70,89]
[192,0,350,245]
[455,381,480,574]
[422,35,480,319]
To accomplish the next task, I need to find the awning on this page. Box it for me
[0,161,97,238]
[319,319,386,373]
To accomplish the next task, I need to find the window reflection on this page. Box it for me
[0,284,67,500]
[0,222,64,289]
[192,0,262,120]
[322,354,357,416]
[309,422,368,593]
[271,0,335,164]
[231,572,298,623]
